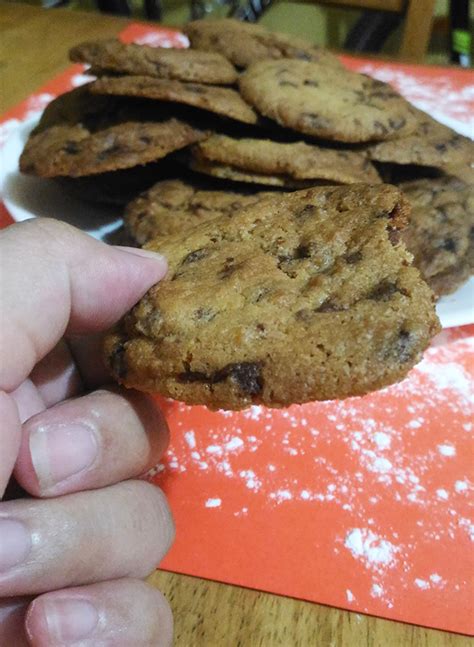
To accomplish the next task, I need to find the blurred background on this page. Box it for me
[5,0,473,65]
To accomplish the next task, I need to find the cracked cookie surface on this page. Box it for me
[194,134,381,183]
[70,38,238,85]
[91,75,259,125]
[400,176,474,295]
[368,110,474,170]
[125,179,273,244]
[105,184,439,410]
[184,18,342,70]
[20,119,205,177]
[239,59,417,143]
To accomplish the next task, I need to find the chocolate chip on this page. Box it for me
[374,121,389,135]
[256,323,265,332]
[178,361,263,396]
[295,308,312,321]
[303,80,319,87]
[301,112,331,130]
[344,250,363,264]
[279,80,298,88]
[393,329,414,363]
[295,244,311,259]
[389,117,406,131]
[182,248,208,265]
[315,300,345,313]
[110,342,127,379]
[140,135,152,144]
[63,141,80,155]
[194,307,216,322]
[296,204,317,220]
[218,362,263,395]
[368,280,399,301]
[218,257,242,280]
[440,238,456,252]
[435,142,447,153]
[388,229,401,246]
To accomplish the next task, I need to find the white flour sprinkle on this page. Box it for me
[437,444,456,457]
[436,489,449,500]
[270,489,293,503]
[373,432,391,450]
[455,480,468,493]
[346,589,355,602]
[344,529,398,569]
[430,573,442,584]
[205,498,222,508]
[226,437,244,451]
[414,578,430,590]
[184,431,196,449]
[371,583,384,598]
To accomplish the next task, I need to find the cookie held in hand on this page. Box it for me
[105,184,440,410]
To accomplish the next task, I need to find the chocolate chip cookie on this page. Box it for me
[368,110,474,170]
[125,179,272,244]
[70,38,238,85]
[193,134,381,183]
[90,75,258,125]
[400,176,474,295]
[189,157,312,188]
[104,184,440,410]
[20,119,205,177]
[184,18,342,70]
[239,59,417,143]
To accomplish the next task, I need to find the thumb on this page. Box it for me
[0,218,167,392]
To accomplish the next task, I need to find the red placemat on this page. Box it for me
[1,22,473,636]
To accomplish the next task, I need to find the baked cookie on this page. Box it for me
[189,157,312,188]
[239,59,417,143]
[400,177,474,295]
[368,110,474,170]
[104,184,440,410]
[125,179,272,244]
[184,18,342,69]
[194,134,381,183]
[70,38,238,85]
[20,119,205,178]
[90,75,258,125]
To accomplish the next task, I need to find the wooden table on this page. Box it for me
[0,4,471,645]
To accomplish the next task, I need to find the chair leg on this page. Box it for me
[344,10,403,53]
[399,0,436,62]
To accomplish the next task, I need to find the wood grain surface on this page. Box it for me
[0,4,471,645]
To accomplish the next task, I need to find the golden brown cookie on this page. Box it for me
[194,134,381,183]
[70,38,238,85]
[104,184,440,410]
[184,18,342,69]
[368,110,474,170]
[90,75,259,125]
[125,179,273,244]
[400,176,474,295]
[189,157,312,188]
[20,119,205,178]
[239,59,417,143]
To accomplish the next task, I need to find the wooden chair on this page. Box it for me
[232,0,436,63]
[315,0,437,62]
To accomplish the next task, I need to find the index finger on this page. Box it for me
[0,218,167,393]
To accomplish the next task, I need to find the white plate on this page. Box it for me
[1,115,473,329]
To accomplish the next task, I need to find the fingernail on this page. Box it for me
[30,423,98,491]
[0,519,31,572]
[43,599,98,641]
[117,246,167,263]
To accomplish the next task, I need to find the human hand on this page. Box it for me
[0,218,174,646]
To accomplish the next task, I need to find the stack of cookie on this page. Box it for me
[19,19,473,408]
